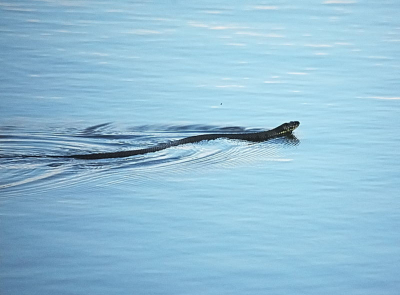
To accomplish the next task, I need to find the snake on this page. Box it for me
[57,121,300,160]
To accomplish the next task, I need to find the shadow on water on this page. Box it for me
[0,123,300,195]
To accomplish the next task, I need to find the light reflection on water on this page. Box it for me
[1,0,400,294]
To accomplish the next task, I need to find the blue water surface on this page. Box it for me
[1,1,400,294]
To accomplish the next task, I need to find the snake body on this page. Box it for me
[63,121,299,160]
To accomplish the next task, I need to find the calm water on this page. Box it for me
[1,1,400,294]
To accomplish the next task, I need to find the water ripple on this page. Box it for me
[0,124,299,196]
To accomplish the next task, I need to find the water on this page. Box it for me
[1,1,399,294]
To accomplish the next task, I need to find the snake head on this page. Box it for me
[286,121,300,132]
[279,121,300,134]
